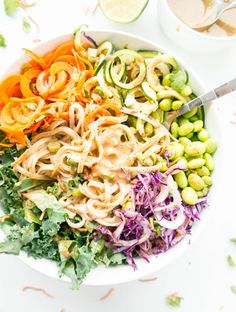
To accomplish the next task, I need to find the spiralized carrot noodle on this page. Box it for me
[0,74,23,104]
[0,37,95,146]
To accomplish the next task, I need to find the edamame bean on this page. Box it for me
[47,141,61,153]
[178,137,191,147]
[143,157,154,166]
[205,138,217,154]
[137,153,155,166]
[179,157,188,168]
[159,99,172,111]
[127,116,137,128]
[167,146,175,160]
[198,129,209,142]
[193,120,203,132]
[184,153,191,161]
[188,173,204,191]
[151,110,163,122]
[183,107,198,119]
[204,153,214,171]
[186,132,194,139]
[162,74,171,86]
[203,186,209,196]
[167,142,184,160]
[196,191,203,198]
[185,170,191,177]
[172,142,185,158]
[122,200,132,209]
[190,134,199,141]
[189,116,198,122]
[181,187,198,205]
[172,100,183,110]
[67,155,79,165]
[174,171,188,189]
[185,142,206,157]
[144,122,154,137]
[178,123,194,136]
[202,176,213,186]
[196,166,210,176]
[181,85,192,97]
[188,158,206,169]
[72,189,82,198]
[178,118,189,126]
[197,186,209,197]
[160,159,168,172]
[151,154,159,165]
[171,122,179,138]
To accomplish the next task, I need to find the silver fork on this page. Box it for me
[164,78,236,129]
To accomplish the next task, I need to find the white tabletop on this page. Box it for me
[0,1,236,311]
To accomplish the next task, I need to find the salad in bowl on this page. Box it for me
[0,29,217,288]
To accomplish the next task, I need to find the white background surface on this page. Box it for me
[0,1,236,311]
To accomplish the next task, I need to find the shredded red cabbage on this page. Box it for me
[164,150,170,167]
[133,171,167,217]
[81,31,97,48]
[97,171,208,269]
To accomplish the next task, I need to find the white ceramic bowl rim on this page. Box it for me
[162,0,236,41]
[0,29,220,286]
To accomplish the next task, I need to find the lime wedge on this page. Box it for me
[99,0,149,23]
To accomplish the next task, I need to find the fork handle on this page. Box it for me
[179,78,236,115]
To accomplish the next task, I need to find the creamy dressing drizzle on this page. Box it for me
[167,0,236,37]
[92,126,134,183]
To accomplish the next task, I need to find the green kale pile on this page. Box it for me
[0,146,125,289]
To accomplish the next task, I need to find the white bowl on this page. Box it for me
[158,0,236,53]
[0,29,221,286]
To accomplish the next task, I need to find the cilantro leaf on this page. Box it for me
[230,238,236,244]
[4,0,19,16]
[227,255,236,267]
[230,285,236,295]
[166,292,183,307]
[231,285,236,294]
[0,34,6,47]
[22,17,31,33]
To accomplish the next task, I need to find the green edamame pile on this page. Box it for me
[170,108,217,205]
[120,48,216,207]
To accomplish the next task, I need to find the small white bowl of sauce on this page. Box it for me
[159,0,236,53]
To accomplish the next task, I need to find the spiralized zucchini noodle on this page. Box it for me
[0,30,215,287]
